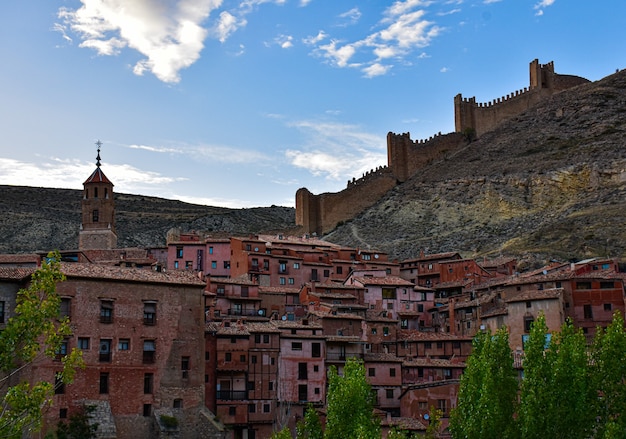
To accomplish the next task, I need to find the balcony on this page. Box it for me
[217,390,248,400]
[228,309,261,317]
[326,352,363,362]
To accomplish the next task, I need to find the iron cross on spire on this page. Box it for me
[95,140,102,167]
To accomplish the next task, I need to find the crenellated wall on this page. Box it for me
[296,59,590,234]
[455,59,589,137]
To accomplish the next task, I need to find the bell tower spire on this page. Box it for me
[78,140,118,250]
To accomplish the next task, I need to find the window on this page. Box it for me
[269,381,274,391]
[99,339,112,362]
[437,399,447,414]
[311,269,318,281]
[248,403,256,413]
[0,301,4,323]
[118,339,130,351]
[251,355,257,364]
[144,373,154,394]
[78,337,90,350]
[60,408,68,419]
[524,316,534,332]
[100,300,113,324]
[368,368,376,377]
[254,334,261,343]
[383,327,389,337]
[292,342,302,351]
[390,368,396,377]
[382,288,396,299]
[59,298,71,319]
[240,354,246,362]
[386,389,394,399]
[279,261,287,273]
[288,278,295,285]
[185,261,192,269]
[417,304,424,312]
[371,328,377,335]
[323,270,330,278]
[143,340,156,364]
[173,399,183,409]
[387,302,394,310]
[211,261,217,269]
[143,404,152,417]
[209,246,214,254]
[216,285,225,295]
[436,342,443,349]
[143,302,156,325]
[54,373,65,394]
[604,303,612,311]
[176,247,183,258]
[312,343,321,358]
[298,363,308,380]
[92,209,99,222]
[424,342,432,349]
[225,353,232,362]
[298,385,308,402]
[362,254,371,260]
[174,261,179,269]
[600,281,615,289]
[181,356,190,379]
[224,261,230,269]
[264,404,271,413]
[263,334,269,343]
[315,387,320,394]
[401,319,408,329]
[584,304,593,319]
[526,300,532,308]
[280,277,286,285]
[293,263,300,269]
[314,365,319,372]
[229,406,236,416]
[99,373,109,394]
[576,281,592,290]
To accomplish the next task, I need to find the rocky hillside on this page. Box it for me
[0,186,297,253]
[2,69,625,266]
[325,68,626,269]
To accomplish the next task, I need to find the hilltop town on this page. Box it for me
[1,59,626,439]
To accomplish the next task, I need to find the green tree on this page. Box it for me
[518,315,594,439]
[591,311,626,438]
[424,406,443,439]
[0,252,84,438]
[324,357,380,439]
[296,404,323,439]
[449,328,518,439]
[270,426,293,439]
[54,405,98,439]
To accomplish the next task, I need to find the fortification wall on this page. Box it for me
[387,131,466,183]
[455,59,589,137]
[296,167,396,235]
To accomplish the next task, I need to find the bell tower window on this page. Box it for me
[94,187,98,198]
[93,209,99,222]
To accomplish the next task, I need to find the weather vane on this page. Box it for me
[95,139,102,167]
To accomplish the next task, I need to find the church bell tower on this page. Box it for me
[78,140,118,250]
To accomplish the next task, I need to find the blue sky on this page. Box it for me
[0,1,624,208]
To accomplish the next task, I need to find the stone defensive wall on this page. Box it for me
[455,59,589,137]
[296,166,397,236]
[296,59,590,234]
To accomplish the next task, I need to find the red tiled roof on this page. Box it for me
[259,286,301,294]
[0,267,35,281]
[506,288,562,303]
[402,357,466,368]
[398,329,473,341]
[364,352,404,363]
[60,262,205,286]
[352,276,414,286]
[83,167,113,185]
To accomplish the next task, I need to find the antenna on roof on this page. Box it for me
[95,140,102,167]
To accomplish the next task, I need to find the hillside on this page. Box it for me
[0,186,297,253]
[325,68,626,268]
[2,69,625,265]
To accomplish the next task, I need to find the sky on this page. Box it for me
[0,1,624,208]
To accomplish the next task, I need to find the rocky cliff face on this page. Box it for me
[324,69,626,268]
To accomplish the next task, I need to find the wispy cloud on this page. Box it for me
[284,119,386,180]
[124,142,269,164]
[0,157,183,195]
[338,7,362,26]
[534,0,555,15]
[310,0,442,77]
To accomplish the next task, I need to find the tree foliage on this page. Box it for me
[454,312,626,439]
[0,252,84,438]
[270,426,293,439]
[296,404,323,439]
[450,327,518,439]
[324,357,380,439]
[53,405,98,439]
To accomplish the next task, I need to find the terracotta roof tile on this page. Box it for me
[83,167,112,185]
[352,276,414,286]
[0,267,35,281]
[60,262,205,286]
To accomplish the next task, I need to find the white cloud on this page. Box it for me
[303,30,328,45]
[0,157,183,195]
[310,0,442,77]
[57,0,222,83]
[338,7,362,26]
[214,11,247,43]
[440,66,449,72]
[124,142,269,165]
[534,0,555,15]
[284,120,386,180]
[274,34,294,49]
[363,63,392,77]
